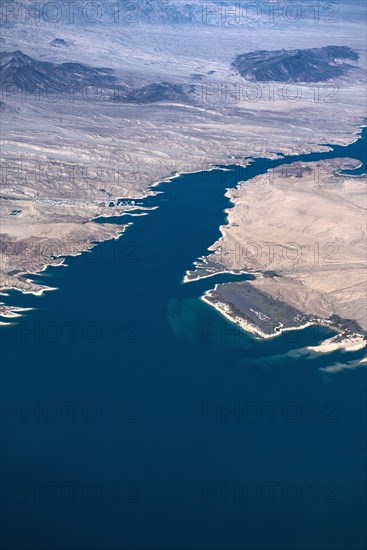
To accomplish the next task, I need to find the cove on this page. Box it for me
[0,128,366,550]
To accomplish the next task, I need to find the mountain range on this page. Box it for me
[232,45,359,82]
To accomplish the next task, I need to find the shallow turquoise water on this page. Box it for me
[0,129,366,550]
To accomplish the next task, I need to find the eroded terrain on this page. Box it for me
[195,158,367,346]
[1,1,366,342]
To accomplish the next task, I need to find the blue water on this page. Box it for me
[0,129,366,550]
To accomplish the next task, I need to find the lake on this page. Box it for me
[1,128,366,550]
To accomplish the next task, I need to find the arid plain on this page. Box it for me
[1,1,366,346]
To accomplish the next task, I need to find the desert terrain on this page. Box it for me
[196,157,366,346]
[0,1,366,343]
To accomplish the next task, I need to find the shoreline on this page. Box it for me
[183,268,253,284]
[1,126,366,335]
[201,290,315,340]
[0,222,129,300]
[201,290,366,354]
[0,160,245,302]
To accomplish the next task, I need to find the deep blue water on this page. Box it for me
[0,128,366,550]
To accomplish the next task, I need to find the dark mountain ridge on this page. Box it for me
[232,46,360,83]
[0,50,117,92]
[0,51,195,104]
[124,82,195,103]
